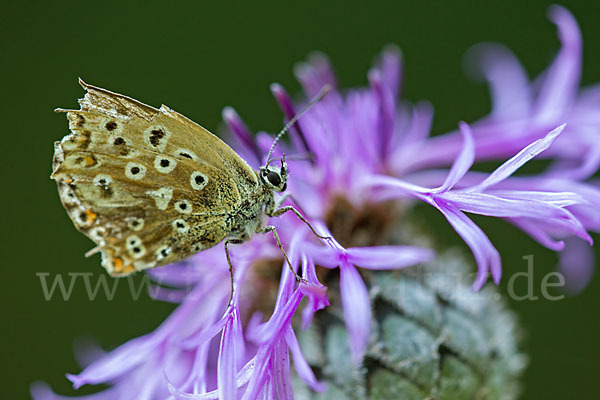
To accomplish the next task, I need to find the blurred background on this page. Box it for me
[2,1,599,398]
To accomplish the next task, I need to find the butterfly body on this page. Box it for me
[52,80,287,276]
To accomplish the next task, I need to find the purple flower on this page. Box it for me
[370,122,592,290]
[34,5,598,399]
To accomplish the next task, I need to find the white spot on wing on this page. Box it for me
[174,148,198,160]
[125,235,146,258]
[134,260,156,271]
[126,217,145,231]
[144,125,171,152]
[101,252,114,274]
[191,242,203,252]
[172,218,190,234]
[156,245,171,261]
[126,235,142,250]
[89,226,106,243]
[130,245,147,258]
[154,155,177,174]
[59,182,79,205]
[93,174,112,187]
[174,199,192,214]
[125,162,146,180]
[101,118,124,134]
[147,187,173,210]
[190,171,208,190]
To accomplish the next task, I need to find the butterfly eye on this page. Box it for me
[266,171,281,187]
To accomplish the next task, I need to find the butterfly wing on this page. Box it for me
[52,80,260,275]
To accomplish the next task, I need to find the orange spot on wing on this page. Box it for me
[85,209,98,223]
[123,265,135,274]
[84,156,96,166]
[113,257,123,271]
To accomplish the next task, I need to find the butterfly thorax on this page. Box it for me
[226,177,276,241]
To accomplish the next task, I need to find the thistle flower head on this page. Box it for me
[34,5,598,399]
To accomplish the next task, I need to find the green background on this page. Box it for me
[2,0,599,398]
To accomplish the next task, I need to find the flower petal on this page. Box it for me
[377,45,403,97]
[339,261,371,361]
[440,192,576,219]
[31,382,121,400]
[472,124,565,191]
[272,340,294,400]
[168,357,257,400]
[303,243,341,268]
[300,256,329,328]
[369,68,395,158]
[285,328,326,392]
[254,289,304,345]
[485,190,586,207]
[464,43,531,119]
[242,347,272,400]
[222,106,261,165]
[508,218,565,251]
[270,82,312,155]
[434,201,501,289]
[559,238,595,295]
[438,121,475,192]
[218,307,241,400]
[534,5,582,123]
[66,335,159,388]
[346,245,434,269]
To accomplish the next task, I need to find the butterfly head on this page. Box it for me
[260,156,288,192]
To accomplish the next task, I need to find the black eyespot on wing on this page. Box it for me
[195,175,205,185]
[105,121,118,131]
[160,159,170,167]
[131,166,140,175]
[114,137,125,145]
[266,171,281,186]
[150,129,165,146]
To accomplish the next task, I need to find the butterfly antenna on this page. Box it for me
[266,84,331,162]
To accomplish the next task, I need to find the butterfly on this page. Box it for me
[51,79,328,284]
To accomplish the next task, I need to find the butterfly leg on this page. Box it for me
[257,225,306,282]
[224,238,243,304]
[268,205,331,241]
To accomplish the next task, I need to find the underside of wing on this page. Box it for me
[51,80,259,275]
[53,143,232,275]
[73,79,259,196]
